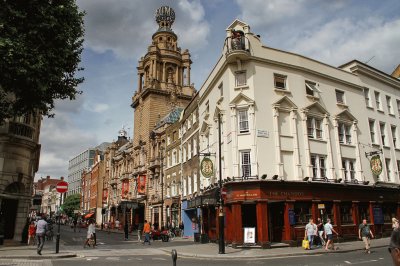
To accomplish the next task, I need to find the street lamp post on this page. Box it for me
[218,113,225,254]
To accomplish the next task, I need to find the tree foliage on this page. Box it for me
[0,0,85,123]
[61,194,81,217]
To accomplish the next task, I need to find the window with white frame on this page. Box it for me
[364,88,371,107]
[342,159,355,181]
[305,81,318,96]
[387,96,393,114]
[397,100,400,117]
[188,176,192,195]
[386,159,392,181]
[338,123,352,144]
[392,125,398,148]
[380,122,386,146]
[188,142,192,159]
[172,149,177,165]
[183,146,186,162]
[235,71,246,87]
[167,135,171,145]
[369,120,376,144]
[183,178,187,197]
[274,74,287,90]
[375,91,382,110]
[311,154,327,179]
[397,160,400,179]
[193,138,197,155]
[240,151,251,178]
[238,109,249,133]
[307,117,323,139]
[336,90,345,104]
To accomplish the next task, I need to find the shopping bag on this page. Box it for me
[302,238,310,249]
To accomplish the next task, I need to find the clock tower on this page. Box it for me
[131,6,195,220]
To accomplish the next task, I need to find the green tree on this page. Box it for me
[0,0,85,123]
[61,194,80,217]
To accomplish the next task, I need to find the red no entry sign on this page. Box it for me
[56,181,68,193]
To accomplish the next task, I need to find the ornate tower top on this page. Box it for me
[155,6,175,31]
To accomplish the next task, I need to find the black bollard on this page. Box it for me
[171,249,177,266]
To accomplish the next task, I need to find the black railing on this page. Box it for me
[8,121,34,139]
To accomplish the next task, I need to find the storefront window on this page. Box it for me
[358,203,370,223]
[294,202,312,225]
[320,202,333,222]
[340,203,353,224]
[383,204,397,223]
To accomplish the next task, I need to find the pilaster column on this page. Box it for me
[333,118,344,180]
[256,202,269,247]
[290,109,301,179]
[175,66,179,86]
[249,104,257,177]
[231,203,242,247]
[230,106,239,176]
[162,62,166,83]
[273,107,283,177]
[324,114,335,179]
[352,201,359,226]
[187,66,191,85]
[301,109,312,177]
[284,201,294,241]
[353,121,363,181]
[333,200,342,235]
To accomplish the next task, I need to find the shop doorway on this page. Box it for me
[242,204,257,241]
[1,198,18,239]
[268,202,284,242]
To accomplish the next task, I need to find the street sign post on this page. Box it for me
[56,181,68,193]
[55,181,68,254]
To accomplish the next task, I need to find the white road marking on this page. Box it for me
[344,261,352,264]
[152,258,167,261]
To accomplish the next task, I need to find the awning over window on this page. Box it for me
[84,213,94,219]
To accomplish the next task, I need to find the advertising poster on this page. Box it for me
[138,175,146,194]
[244,227,256,244]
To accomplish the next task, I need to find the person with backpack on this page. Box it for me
[358,218,374,254]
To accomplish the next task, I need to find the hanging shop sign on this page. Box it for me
[200,157,214,178]
[370,155,383,176]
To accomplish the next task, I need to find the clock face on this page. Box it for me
[201,158,214,178]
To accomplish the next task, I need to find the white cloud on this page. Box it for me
[84,102,110,113]
[78,0,210,59]
[292,18,400,72]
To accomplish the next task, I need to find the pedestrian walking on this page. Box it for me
[304,218,317,249]
[28,221,36,245]
[73,218,77,232]
[124,222,129,240]
[137,222,143,241]
[115,219,120,230]
[35,214,48,255]
[393,218,399,230]
[143,220,151,245]
[359,218,374,254]
[324,219,338,250]
[179,221,184,237]
[389,228,400,266]
[316,218,325,247]
[84,220,96,248]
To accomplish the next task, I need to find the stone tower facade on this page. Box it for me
[131,6,195,221]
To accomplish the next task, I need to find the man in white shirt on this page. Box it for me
[324,219,338,250]
[35,215,48,255]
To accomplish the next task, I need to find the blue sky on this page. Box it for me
[35,0,400,179]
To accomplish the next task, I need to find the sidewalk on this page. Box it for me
[0,236,391,260]
[160,237,392,259]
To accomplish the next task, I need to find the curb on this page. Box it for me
[160,243,389,260]
[0,253,77,260]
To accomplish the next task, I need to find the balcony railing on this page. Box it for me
[8,121,34,140]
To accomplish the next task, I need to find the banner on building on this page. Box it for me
[102,189,108,204]
[138,175,146,194]
[122,181,129,199]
